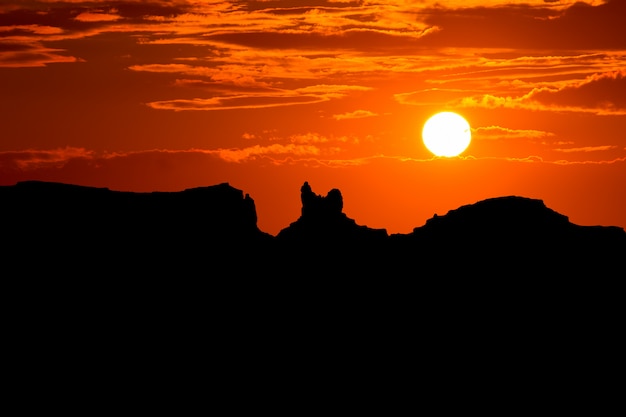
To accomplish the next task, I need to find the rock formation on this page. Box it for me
[4,181,621,388]
[300,181,343,217]
[389,195,625,273]
[276,181,387,248]
[1,180,273,274]
[1,179,624,275]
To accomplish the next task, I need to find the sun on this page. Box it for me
[422,112,472,157]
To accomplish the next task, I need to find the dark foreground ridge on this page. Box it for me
[2,180,624,274]
[5,181,623,398]
[5,179,623,392]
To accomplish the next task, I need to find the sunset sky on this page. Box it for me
[1,0,625,236]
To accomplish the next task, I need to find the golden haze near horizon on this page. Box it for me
[1,0,625,236]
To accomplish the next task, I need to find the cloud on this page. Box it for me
[473,126,555,140]
[1,0,624,169]
[212,131,362,163]
[216,144,321,163]
[202,1,436,43]
[332,110,377,120]
[173,78,272,93]
[395,88,478,106]
[554,145,617,153]
[0,131,360,170]
[0,45,82,67]
[456,94,527,110]
[451,69,626,116]
[289,133,330,144]
[2,143,623,183]
[6,0,621,105]
[290,132,359,145]
[0,25,63,35]
[0,147,94,170]
[0,25,81,67]
[144,84,372,111]
[130,52,393,87]
[74,11,121,22]
[242,133,257,140]
[527,69,626,115]
[551,156,626,166]
[419,0,625,50]
[145,94,321,111]
[391,49,626,119]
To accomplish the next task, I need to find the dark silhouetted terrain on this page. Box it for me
[3,180,623,390]
[1,180,624,276]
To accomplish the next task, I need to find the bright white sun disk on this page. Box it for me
[422,112,472,157]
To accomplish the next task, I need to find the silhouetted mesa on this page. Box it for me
[1,180,273,273]
[1,180,624,275]
[388,195,625,272]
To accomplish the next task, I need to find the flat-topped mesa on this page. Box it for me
[0,181,273,262]
[3,180,262,234]
[179,182,260,232]
[421,195,570,232]
[399,195,626,265]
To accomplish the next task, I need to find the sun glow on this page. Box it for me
[422,112,472,157]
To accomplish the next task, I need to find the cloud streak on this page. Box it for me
[143,84,372,111]
[0,1,624,192]
[473,126,555,140]
[0,147,94,170]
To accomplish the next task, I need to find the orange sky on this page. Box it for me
[1,0,625,236]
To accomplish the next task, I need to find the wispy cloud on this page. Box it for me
[144,84,372,111]
[0,147,94,170]
[528,69,626,115]
[74,12,122,23]
[3,144,623,173]
[451,68,626,116]
[216,144,321,163]
[332,110,377,120]
[473,126,555,140]
[1,0,624,166]
[554,145,617,153]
